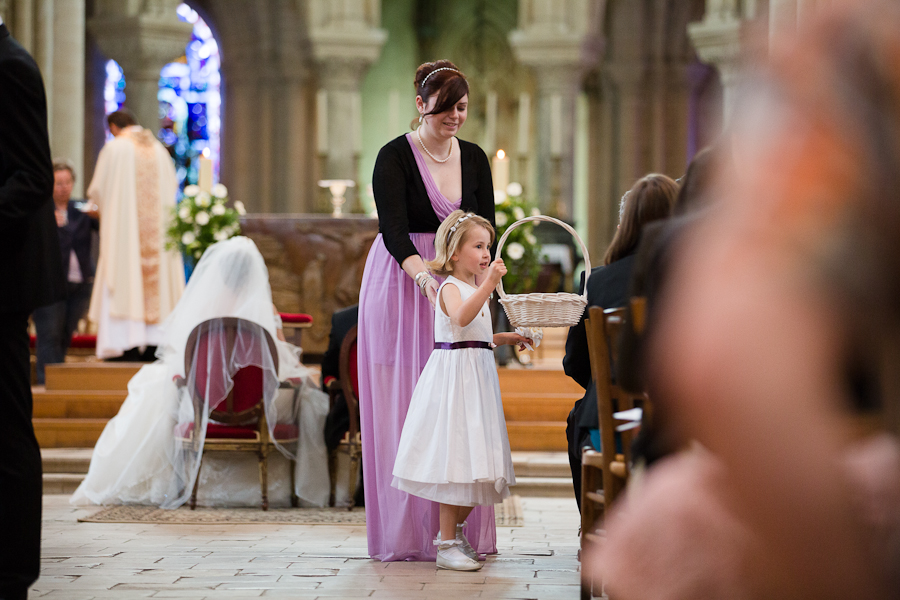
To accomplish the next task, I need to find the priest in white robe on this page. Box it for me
[87,109,184,359]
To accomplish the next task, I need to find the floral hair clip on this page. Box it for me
[447,213,475,242]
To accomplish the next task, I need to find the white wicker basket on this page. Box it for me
[495,215,590,328]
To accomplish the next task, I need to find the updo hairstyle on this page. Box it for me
[427,210,494,277]
[411,60,468,130]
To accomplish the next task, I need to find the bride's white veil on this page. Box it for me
[158,236,294,508]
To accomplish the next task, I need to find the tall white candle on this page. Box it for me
[492,149,510,193]
[198,149,213,193]
[549,94,563,158]
[517,92,531,156]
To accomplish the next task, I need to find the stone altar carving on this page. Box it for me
[240,215,379,358]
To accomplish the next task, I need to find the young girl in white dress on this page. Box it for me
[392,210,532,571]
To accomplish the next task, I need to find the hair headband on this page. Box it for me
[422,67,460,86]
[447,213,475,242]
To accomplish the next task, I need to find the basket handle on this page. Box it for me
[494,215,591,301]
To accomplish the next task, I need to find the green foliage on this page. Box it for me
[494,184,544,295]
[165,184,244,260]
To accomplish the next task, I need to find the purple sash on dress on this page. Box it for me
[433,341,493,350]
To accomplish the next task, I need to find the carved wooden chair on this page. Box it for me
[325,324,362,509]
[175,317,299,511]
[580,305,648,600]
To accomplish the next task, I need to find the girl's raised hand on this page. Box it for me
[486,258,507,286]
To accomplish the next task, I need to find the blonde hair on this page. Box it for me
[426,210,494,277]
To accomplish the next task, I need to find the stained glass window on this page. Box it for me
[103,3,221,192]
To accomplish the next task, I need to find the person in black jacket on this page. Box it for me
[0,19,66,600]
[562,173,678,511]
[32,160,99,384]
[357,60,496,561]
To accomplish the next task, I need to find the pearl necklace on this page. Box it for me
[416,126,453,163]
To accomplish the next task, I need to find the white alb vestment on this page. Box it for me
[87,126,185,359]
[71,237,331,508]
[392,276,515,507]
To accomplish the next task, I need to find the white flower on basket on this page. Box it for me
[234,201,246,216]
[506,182,523,197]
[195,211,210,226]
[178,206,191,220]
[214,230,229,242]
[506,242,525,260]
[495,211,508,227]
[196,192,211,207]
[513,206,525,220]
[211,203,226,216]
[494,190,507,205]
[525,231,537,245]
[212,183,228,198]
[182,231,196,245]
[531,207,541,217]
[183,185,200,198]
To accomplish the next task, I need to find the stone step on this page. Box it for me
[38,449,573,498]
[33,390,127,419]
[503,394,574,422]
[497,367,583,395]
[512,477,574,498]
[33,418,107,448]
[44,362,142,391]
[507,421,568,452]
[511,451,571,478]
[41,448,93,473]
[43,473,84,495]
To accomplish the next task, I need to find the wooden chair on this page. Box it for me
[580,306,648,599]
[174,317,300,511]
[325,324,362,509]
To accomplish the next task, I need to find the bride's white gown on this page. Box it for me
[70,237,331,508]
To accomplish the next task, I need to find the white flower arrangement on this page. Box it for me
[493,182,544,295]
[166,184,242,260]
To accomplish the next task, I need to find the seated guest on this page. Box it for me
[321,304,365,506]
[71,236,330,508]
[32,160,99,384]
[562,173,678,510]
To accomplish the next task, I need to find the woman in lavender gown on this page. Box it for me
[358,60,496,561]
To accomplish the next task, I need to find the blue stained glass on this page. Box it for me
[104,3,221,195]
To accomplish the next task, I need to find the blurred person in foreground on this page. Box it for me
[562,173,678,511]
[32,160,99,384]
[0,17,66,600]
[596,3,900,598]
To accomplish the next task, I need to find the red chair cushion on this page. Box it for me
[175,422,299,441]
[29,334,97,349]
[70,335,97,349]
[193,328,264,414]
[279,313,313,324]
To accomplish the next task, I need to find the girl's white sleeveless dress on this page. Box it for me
[392,276,516,507]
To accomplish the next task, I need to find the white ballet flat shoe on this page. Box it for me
[435,540,482,571]
[435,524,478,561]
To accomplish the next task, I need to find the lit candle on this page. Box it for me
[198,148,213,193]
[492,149,510,193]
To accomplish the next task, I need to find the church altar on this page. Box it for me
[239,215,379,358]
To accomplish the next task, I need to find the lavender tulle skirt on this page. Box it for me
[357,233,497,561]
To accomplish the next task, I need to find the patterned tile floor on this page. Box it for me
[30,495,583,599]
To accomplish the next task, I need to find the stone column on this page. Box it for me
[87,1,193,133]
[509,0,605,220]
[309,0,386,213]
[50,0,85,196]
[687,1,745,123]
